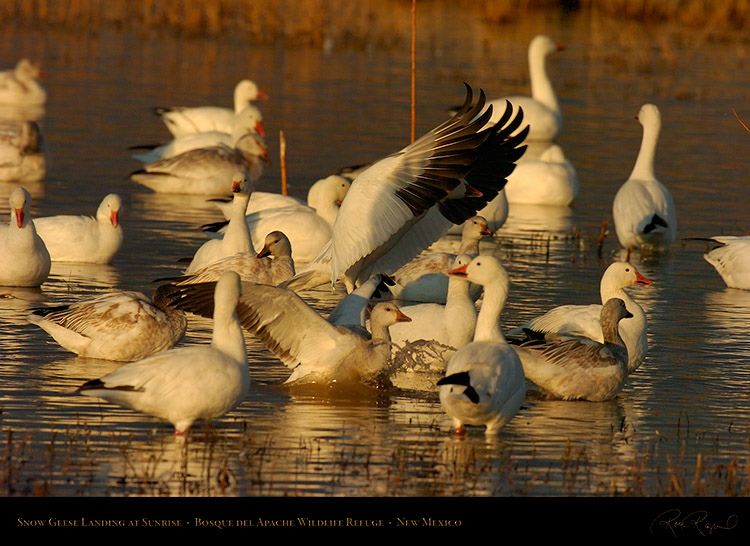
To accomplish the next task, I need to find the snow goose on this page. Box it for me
[485,35,563,141]
[436,254,525,435]
[164,280,411,387]
[388,216,492,303]
[0,186,50,287]
[701,236,750,290]
[130,132,268,195]
[512,261,652,373]
[185,173,253,274]
[612,104,677,252]
[132,106,266,164]
[0,59,46,107]
[28,284,187,361]
[0,120,45,182]
[155,80,268,137]
[77,271,249,436]
[160,230,294,286]
[33,193,123,264]
[288,83,528,293]
[389,254,476,359]
[513,298,632,401]
[503,144,578,206]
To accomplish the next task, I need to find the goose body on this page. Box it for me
[612,104,677,251]
[0,59,46,107]
[185,173,253,274]
[162,231,294,286]
[77,271,249,435]
[155,80,268,137]
[34,193,123,264]
[485,35,563,141]
[165,280,410,387]
[703,236,750,290]
[28,286,187,361]
[437,255,525,435]
[0,187,50,287]
[388,217,491,303]
[513,298,632,401]
[504,144,578,206]
[130,133,268,195]
[513,261,651,373]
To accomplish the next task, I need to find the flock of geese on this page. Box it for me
[0,34,746,438]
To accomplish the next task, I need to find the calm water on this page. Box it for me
[2,6,750,512]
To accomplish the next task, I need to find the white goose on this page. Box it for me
[0,120,45,182]
[165,280,411,387]
[34,193,123,264]
[0,59,46,107]
[389,254,477,351]
[155,80,268,137]
[436,255,526,435]
[77,271,249,436]
[162,230,294,286]
[513,261,652,373]
[288,84,528,293]
[185,173,253,274]
[612,103,677,252]
[388,216,492,303]
[702,236,750,290]
[28,285,187,361]
[0,186,50,287]
[485,35,563,141]
[130,132,268,195]
[132,106,266,164]
[503,144,579,206]
[513,298,632,401]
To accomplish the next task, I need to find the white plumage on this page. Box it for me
[612,103,677,252]
[504,144,578,206]
[702,236,750,290]
[34,193,123,264]
[0,186,50,287]
[77,271,249,436]
[437,255,525,435]
[0,59,46,107]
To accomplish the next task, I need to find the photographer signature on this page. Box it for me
[650,509,738,537]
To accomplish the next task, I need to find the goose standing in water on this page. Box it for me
[34,193,123,264]
[511,261,652,373]
[28,285,187,361]
[612,104,677,253]
[164,280,410,388]
[77,271,249,436]
[0,186,50,287]
[513,298,632,401]
[437,255,525,435]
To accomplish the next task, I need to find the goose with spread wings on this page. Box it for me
[285,83,528,293]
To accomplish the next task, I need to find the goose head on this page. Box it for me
[96,193,122,228]
[462,215,493,241]
[601,262,653,291]
[9,186,32,229]
[257,230,293,259]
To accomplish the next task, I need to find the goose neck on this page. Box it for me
[473,282,508,343]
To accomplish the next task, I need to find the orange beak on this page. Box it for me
[635,272,653,286]
[111,210,119,228]
[464,184,483,199]
[256,90,270,100]
[257,245,271,258]
[15,207,23,228]
[256,121,266,137]
[395,309,411,323]
[449,263,469,277]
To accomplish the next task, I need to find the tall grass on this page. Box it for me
[2,0,749,45]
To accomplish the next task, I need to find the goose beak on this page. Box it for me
[395,309,411,323]
[255,121,266,137]
[464,184,483,198]
[480,226,492,237]
[448,263,469,278]
[257,245,271,258]
[15,207,23,228]
[635,272,653,286]
[256,90,270,101]
[111,210,119,227]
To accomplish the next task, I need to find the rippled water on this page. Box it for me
[2,6,750,508]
